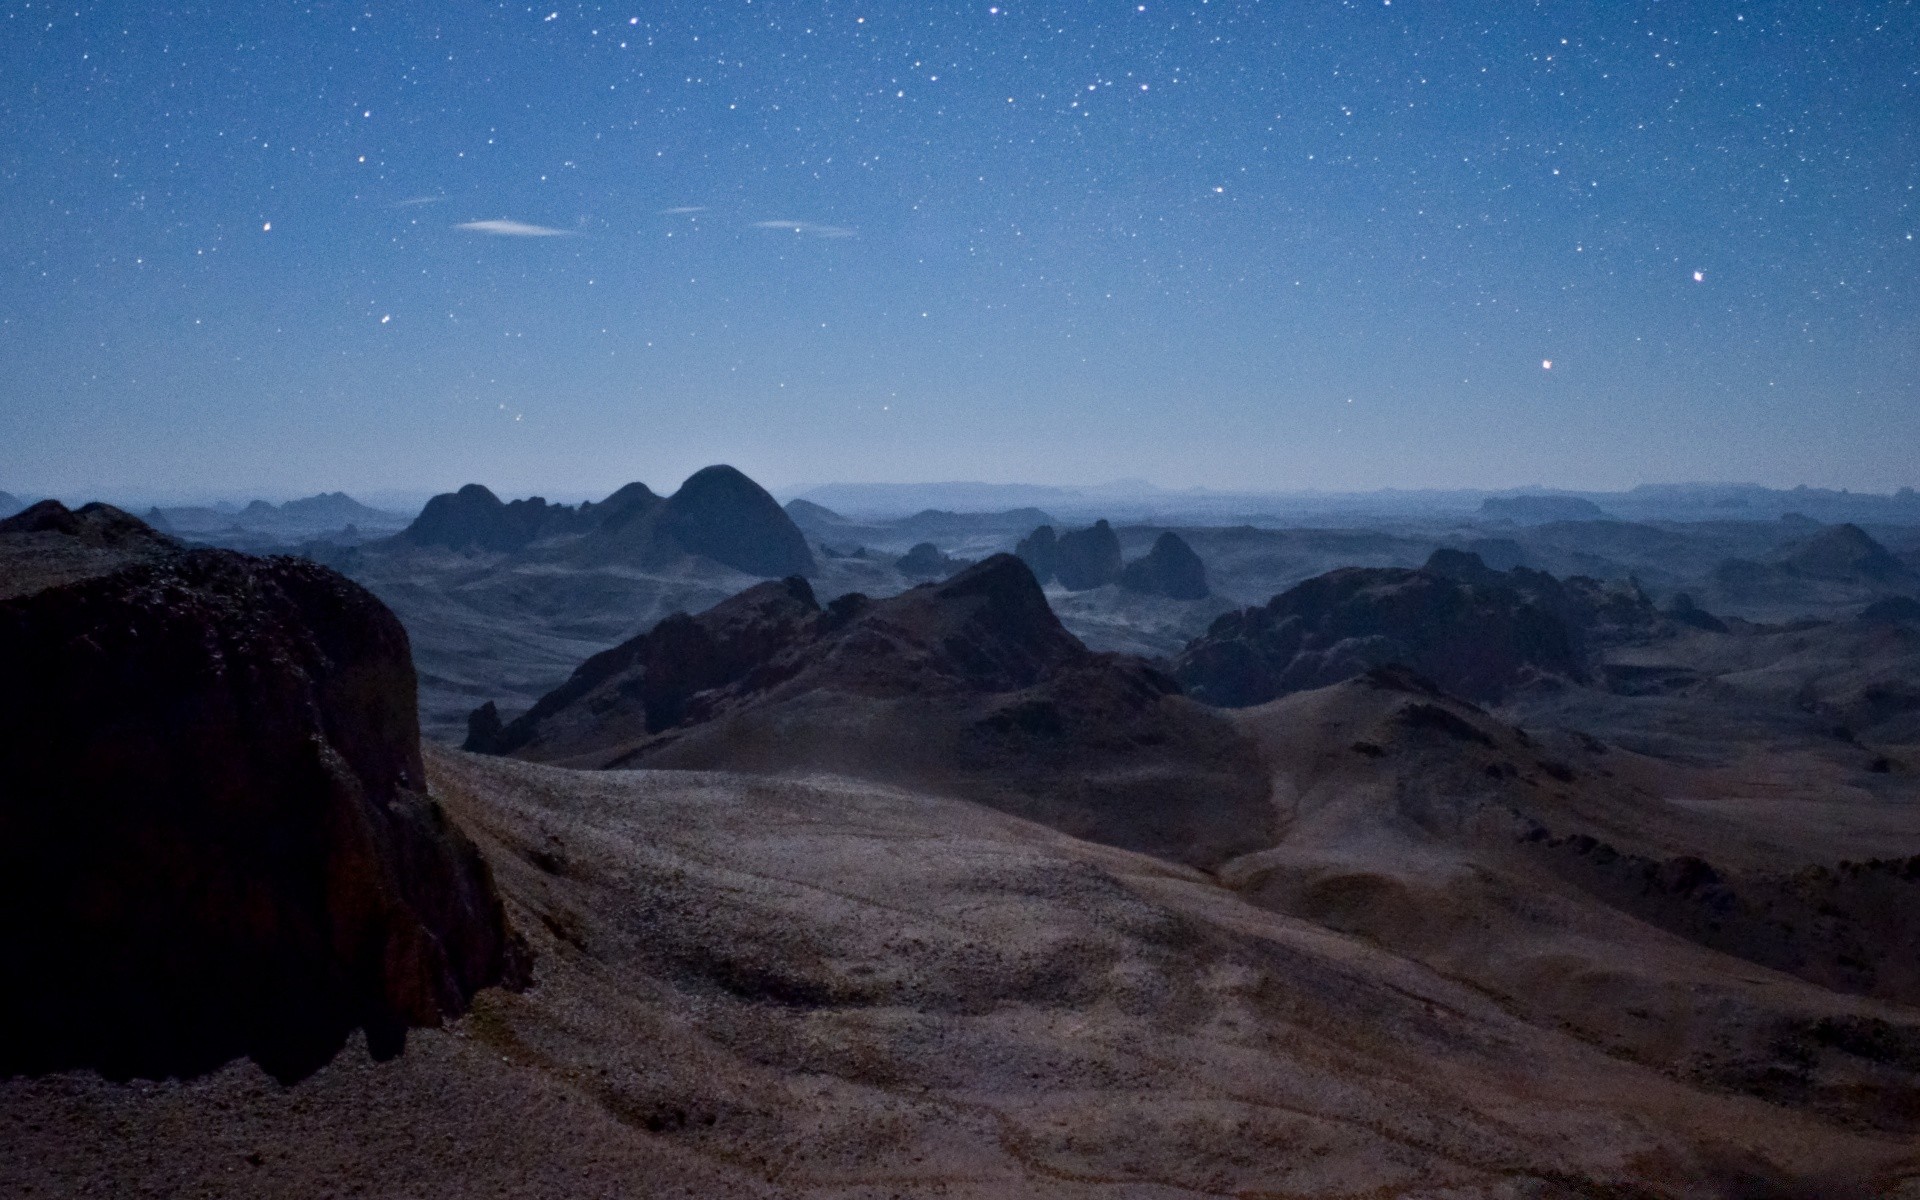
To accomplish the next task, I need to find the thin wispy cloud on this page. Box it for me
[455,218,576,237]
[660,205,707,214]
[753,219,855,239]
[392,195,446,208]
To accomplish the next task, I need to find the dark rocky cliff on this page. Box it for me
[0,504,519,1082]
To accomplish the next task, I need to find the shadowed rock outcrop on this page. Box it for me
[1173,550,1654,707]
[1015,524,1057,583]
[1479,494,1608,523]
[478,555,1271,867]
[0,505,518,1083]
[1053,520,1122,591]
[402,484,582,553]
[656,465,815,577]
[1119,532,1210,600]
[399,467,813,578]
[1780,523,1914,584]
[895,541,970,579]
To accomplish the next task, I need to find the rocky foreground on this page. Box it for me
[7,747,1919,1198]
[5,505,1919,1197]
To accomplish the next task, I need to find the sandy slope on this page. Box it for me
[7,746,1918,1197]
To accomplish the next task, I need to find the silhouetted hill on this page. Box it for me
[0,490,23,518]
[278,491,398,527]
[657,465,815,577]
[1119,531,1209,599]
[1481,494,1609,523]
[403,484,583,552]
[1781,523,1913,584]
[0,504,518,1082]
[399,467,813,577]
[1015,524,1057,582]
[782,497,851,535]
[895,541,971,579]
[476,555,1270,867]
[1174,550,1657,706]
[1054,519,1123,590]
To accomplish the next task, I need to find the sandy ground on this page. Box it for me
[7,745,1919,1198]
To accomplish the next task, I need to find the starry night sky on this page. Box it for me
[3,1,1915,499]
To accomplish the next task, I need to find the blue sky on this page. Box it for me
[2,0,1915,498]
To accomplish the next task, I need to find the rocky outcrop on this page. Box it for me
[0,505,518,1083]
[656,465,815,578]
[1860,595,1920,625]
[1479,494,1608,523]
[1015,524,1057,583]
[401,484,582,553]
[1053,520,1122,591]
[477,556,1271,867]
[397,468,814,578]
[1118,532,1210,600]
[1780,523,1913,584]
[895,541,970,580]
[1172,550,1649,706]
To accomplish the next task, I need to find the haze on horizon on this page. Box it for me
[3,1,1915,499]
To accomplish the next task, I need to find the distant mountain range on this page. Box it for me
[787,480,1920,525]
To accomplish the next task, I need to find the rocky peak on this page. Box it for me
[1054,519,1123,591]
[1119,531,1210,599]
[1015,524,1058,583]
[658,465,816,577]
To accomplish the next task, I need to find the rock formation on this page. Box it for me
[894,541,970,579]
[1780,523,1913,584]
[477,555,1271,867]
[1052,519,1122,591]
[1479,494,1609,523]
[1118,531,1210,599]
[1014,524,1057,583]
[1859,595,1920,625]
[1172,550,1654,706]
[402,483,582,553]
[399,467,813,577]
[0,504,518,1082]
[655,465,815,577]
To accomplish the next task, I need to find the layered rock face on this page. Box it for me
[0,504,517,1082]
[1118,531,1210,599]
[1173,550,1651,706]
[477,555,1272,867]
[1053,519,1122,590]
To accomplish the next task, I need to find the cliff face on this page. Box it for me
[0,506,518,1082]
